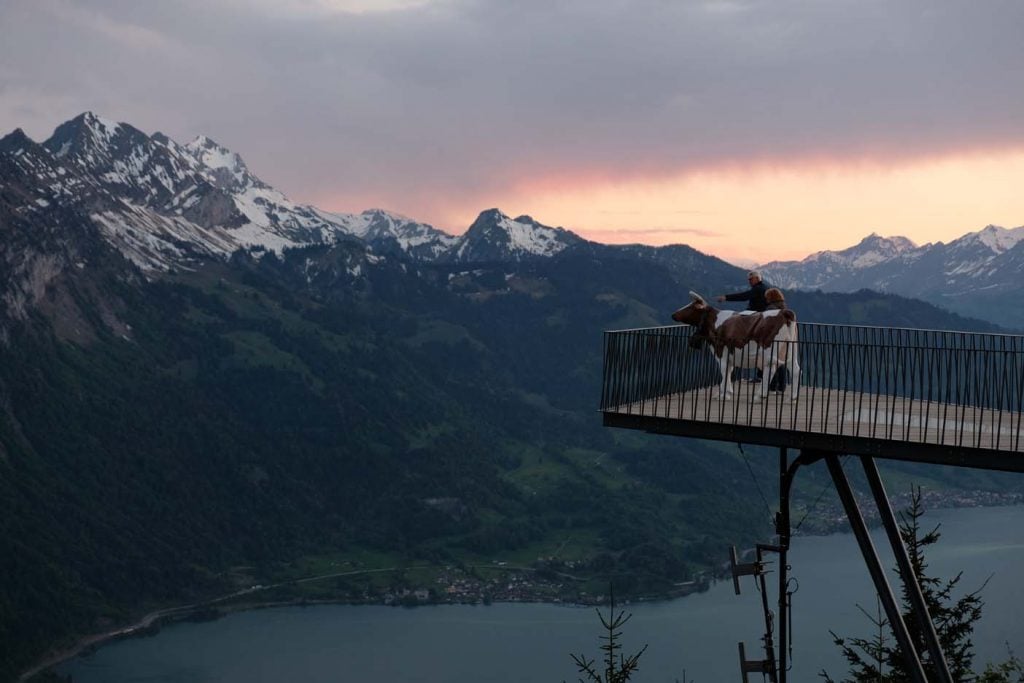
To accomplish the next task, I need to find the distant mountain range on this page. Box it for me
[0,112,587,274]
[4,111,1018,330]
[759,227,1024,329]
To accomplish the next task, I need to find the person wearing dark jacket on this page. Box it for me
[716,271,769,311]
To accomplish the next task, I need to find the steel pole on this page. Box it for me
[861,455,954,683]
[825,455,928,683]
[777,447,789,683]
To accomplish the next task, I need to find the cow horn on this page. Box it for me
[688,291,706,305]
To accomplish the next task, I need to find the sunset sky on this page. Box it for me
[2,0,1022,264]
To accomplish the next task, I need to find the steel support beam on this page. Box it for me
[861,456,953,683]
[773,447,823,683]
[777,447,789,683]
[824,454,928,683]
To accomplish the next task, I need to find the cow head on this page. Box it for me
[672,292,715,350]
[671,291,706,324]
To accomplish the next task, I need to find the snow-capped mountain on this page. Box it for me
[317,207,459,261]
[759,233,920,290]
[1,112,460,272]
[449,209,584,262]
[14,112,1018,328]
[2,113,592,276]
[759,226,1024,329]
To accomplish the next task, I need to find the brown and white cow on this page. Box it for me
[671,291,800,401]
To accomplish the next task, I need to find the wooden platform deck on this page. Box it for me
[603,381,1024,473]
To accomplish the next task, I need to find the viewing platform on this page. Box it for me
[601,323,1024,473]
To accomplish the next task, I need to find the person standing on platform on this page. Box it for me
[715,272,770,383]
[764,287,786,310]
[763,287,789,391]
[716,271,769,312]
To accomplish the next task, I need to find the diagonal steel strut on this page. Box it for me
[860,456,953,683]
[824,453,929,683]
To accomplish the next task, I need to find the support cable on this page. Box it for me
[737,443,774,523]
[792,456,849,533]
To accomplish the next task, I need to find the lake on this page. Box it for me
[59,505,1024,682]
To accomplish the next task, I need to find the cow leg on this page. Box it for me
[716,355,732,398]
[786,358,801,402]
[753,347,775,402]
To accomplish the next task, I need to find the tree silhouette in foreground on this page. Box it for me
[569,588,649,683]
[822,487,1024,682]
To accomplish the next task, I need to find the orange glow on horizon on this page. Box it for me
[315,148,1024,266]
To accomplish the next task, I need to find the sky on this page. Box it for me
[1,0,1023,264]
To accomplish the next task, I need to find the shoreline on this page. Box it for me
[18,568,711,682]
[20,497,1024,681]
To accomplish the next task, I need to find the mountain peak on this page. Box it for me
[454,208,582,262]
[184,134,260,191]
[0,128,34,154]
[47,112,123,157]
[41,112,141,166]
[361,207,415,223]
[957,224,1024,254]
[854,232,916,252]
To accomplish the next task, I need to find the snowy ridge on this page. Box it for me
[757,224,1024,327]
[183,135,258,192]
[358,209,458,259]
[958,225,1024,254]
[2,113,587,273]
[760,232,923,289]
[0,112,464,271]
[451,209,583,262]
[496,213,571,256]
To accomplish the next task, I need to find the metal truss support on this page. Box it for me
[776,447,792,683]
[860,455,953,683]
[737,448,952,682]
[824,453,929,683]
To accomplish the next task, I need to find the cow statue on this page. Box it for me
[671,291,800,402]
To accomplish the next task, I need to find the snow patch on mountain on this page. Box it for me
[960,225,1024,253]
[90,203,239,271]
[451,209,583,262]
[184,134,264,193]
[500,214,569,256]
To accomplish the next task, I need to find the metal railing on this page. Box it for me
[601,323,1024,454]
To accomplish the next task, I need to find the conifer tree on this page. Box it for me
[569,587,648,683]
[821,487,1020,682]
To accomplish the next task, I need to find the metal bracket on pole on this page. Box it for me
[730,545,764,596]
[738,642,775,683]
[731,543,780,682]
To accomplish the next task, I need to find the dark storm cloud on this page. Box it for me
[2,0,1023,222]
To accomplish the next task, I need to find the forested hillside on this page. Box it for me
[3,229,1019,680]
[3,114,1021,682]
